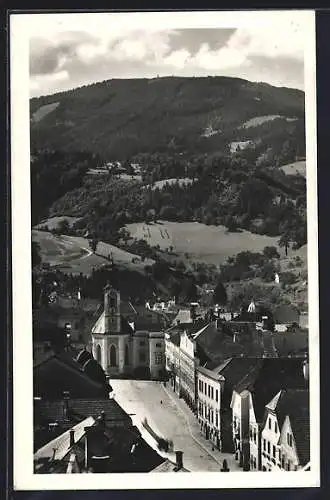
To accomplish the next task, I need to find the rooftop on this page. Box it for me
[267,388,310,465]
[234,358,307,420]
[34,416,95,473]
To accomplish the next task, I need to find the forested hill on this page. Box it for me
[30,76,305,160]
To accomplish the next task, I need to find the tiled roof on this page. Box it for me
[152,459,189,472]
[34,416,95,472]
[33,350,110,399]
[37,398,132,426]
[69,398,133,425]
[91,311,133,335]
[172,309,193,325]
[92,306,169,335]
[268,389,310,465]
[234,358,307,421]
[194,322,264,365]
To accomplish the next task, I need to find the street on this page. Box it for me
[111,379,235,472]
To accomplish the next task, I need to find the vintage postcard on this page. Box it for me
[10,10,319,490]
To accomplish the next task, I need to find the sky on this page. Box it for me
[27,12,308,97]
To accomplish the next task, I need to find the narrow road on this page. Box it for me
[111,379,222,472]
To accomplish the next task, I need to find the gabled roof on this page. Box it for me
[152,459,189,472]
[33,350,109,399]
[91,311,133,335]
[268,389,310,465]
[234,358,307,421]
[34,416,95,472]
[37,398,132,427]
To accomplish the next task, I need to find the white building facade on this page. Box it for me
[92,285,165,379]
[197,366,224,450]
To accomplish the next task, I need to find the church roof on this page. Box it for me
[92,306,168,335]
[91,311,134,335]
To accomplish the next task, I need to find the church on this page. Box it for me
[91,285,169,379]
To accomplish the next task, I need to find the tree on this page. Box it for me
[57,218,70,235]
[279,232,291,256]
[213,281,227,305]
[89,238,98,253]
[32,241,41,268]
[263,246,280,259]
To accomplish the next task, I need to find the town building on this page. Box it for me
[230,358,308,471]
[165,326,181,395]
[197,363,225,449]
[152,451,189,472]
[261,388,309,471]
[34,296,101,345]
[34,396,165,473]
[91,285,169,379]
[33,348,111,399]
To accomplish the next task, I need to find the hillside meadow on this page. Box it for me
[126,221,283,264]
[32,230,154,276]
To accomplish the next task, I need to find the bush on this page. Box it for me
[263,245,280,259]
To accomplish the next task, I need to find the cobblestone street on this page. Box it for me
[111,379,240,472]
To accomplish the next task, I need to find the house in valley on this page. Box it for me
[261,388,310,471]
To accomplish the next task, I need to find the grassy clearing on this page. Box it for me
[280,161,306,178]
[147,178,194,190]
[126,221,283,264]
[32,230,154,276]
[241,115,294,128]
[31,102,59,123]
[34,216,82,230]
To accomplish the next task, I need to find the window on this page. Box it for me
[263,439,266,451]
[96,344,101,364]
[287,433,293,447]
[211,410,213,424]
[110,345,117,366]
[156,343,162,348]
[267,441,270,454]
[155,352,162,365]
[274,421,278,433]
[281,456,285,470]
[216,389,219,402]
[139,351,146,363]
[287,460,291,471]
[249,428,253,440]
[253,429,257,443]
[268,418,271,430]
[125,344,129,365]
[272,445,276,458]
[215,413,218,427]
[208,385,210,398]
[201,381,203,393]
[211,387,214,400]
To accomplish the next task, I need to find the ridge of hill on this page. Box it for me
[30,76,305,160]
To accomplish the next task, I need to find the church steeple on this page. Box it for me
[104,284,121,333]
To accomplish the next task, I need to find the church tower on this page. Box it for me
[91,284,131,376]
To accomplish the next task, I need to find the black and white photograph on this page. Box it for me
[10,10,319,490]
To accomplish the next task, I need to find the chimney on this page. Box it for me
[104,284,111,334]
[303,359,309,381]
[69,429,75,447]
[175,450,183,470]
[63,391,70,421]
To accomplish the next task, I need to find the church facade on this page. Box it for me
[91,285,167,380]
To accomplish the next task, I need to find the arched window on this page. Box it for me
[96,344,102,364]
[125,344,129,365]
[110,345,117,366]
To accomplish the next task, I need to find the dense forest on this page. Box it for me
[32,148,306,250]
[30,76,305,160]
